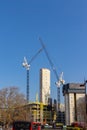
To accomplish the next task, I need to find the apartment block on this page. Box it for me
[40,68,50,104]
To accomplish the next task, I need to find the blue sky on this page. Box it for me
[0,0,87,103]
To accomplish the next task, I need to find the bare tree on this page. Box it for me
[0,87,27,127]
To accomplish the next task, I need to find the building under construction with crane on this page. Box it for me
[22,38,65,106]
[39,38,65,124]
[21,38,87,127]
[39,38,65,111]
[22,38,65,125]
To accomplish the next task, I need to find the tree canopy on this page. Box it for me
[0,87,27,126]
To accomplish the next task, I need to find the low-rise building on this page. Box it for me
[62,83,85,125]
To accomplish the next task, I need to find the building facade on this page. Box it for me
[62,83,85,125]
[56,103,65,125]
[40,68,50,104]
[27,102,53,125]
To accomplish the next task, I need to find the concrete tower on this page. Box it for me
[40,68,50,104]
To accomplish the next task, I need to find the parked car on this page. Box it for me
[44,124,52,128]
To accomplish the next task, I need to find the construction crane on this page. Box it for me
[22,48,43,102]
[39,37,65,111]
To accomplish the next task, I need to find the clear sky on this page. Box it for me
[0,0,87,103]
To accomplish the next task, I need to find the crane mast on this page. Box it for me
[39,37,65,111]
[22,48,43,102]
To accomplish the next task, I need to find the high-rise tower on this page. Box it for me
[40,68,50,104]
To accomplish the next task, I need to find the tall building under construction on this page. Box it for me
[40,68,50,104]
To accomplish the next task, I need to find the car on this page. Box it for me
[44,124,52,128]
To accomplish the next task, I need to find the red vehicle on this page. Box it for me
[32,122,41,130]
[12,121,41,130]
[71,122,85,128]
[32,122,41,126]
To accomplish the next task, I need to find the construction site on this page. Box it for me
[22,38,87,128]
[22,38,65,125]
